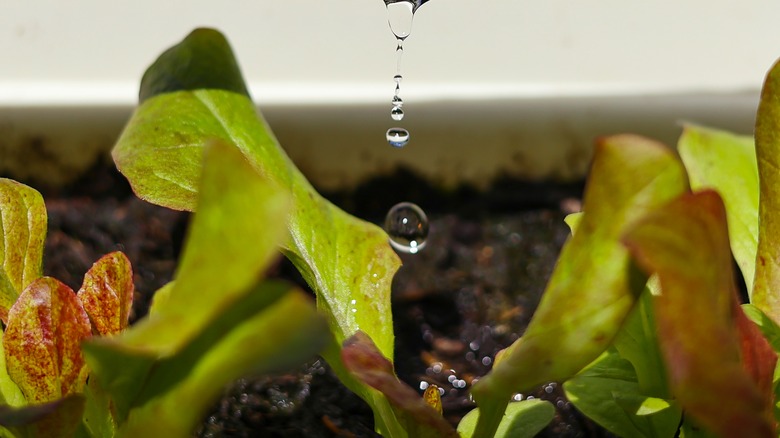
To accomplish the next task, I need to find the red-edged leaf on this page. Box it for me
[77,251,134,335]
[4,277,92,403]
[734,299,777,428]
[341,332,458,438]
[623,190,774,437]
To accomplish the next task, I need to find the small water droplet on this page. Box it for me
[481,356,492,366]
[391,95,403,106]
[386,127,410,148]
[419,381,429,391]
[391,106,404,121]
[512,393,523,401]
[394,74,403,84]
[385,202,428,252]
[544,385,554,394]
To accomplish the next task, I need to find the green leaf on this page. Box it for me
[754,57,780,324]
[612,290,668,398]
[470,135,689,437]
[743,303,780,352]
[117,287,329,437]
[4,277,91,404]
[456,399,555,438]
[623,190,775,437]
[678,124,759,296]
[0,337,25,408]
[112,28,402,435]
[84,139,289,418]
[564,350,680,438]
[77,251,134,336]
[0,179,46,324]
[341,332,457,438]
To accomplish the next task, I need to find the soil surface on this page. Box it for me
[32,164,613,437]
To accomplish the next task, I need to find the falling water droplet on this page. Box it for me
[392,95,403,106]
[391,106,404,121]
[394,74,403,84]
[386,128,410,148]
[385,202,429,253]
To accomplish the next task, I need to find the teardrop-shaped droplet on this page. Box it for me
[386,128,410,148]
[391,106,404,121]
[385,202,429,254]
[387,1,414,40]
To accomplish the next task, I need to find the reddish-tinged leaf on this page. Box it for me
[423,385,442,415]
[341,332,458,438]
[471,135,689,437]
[754,57,780,324]
[0,179,47,323]
[623,190,774,437]
[4,277,92,403]
[77,251,134,335]
[0,394,85,438]
[734,299,777,428]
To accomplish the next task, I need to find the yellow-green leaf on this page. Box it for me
[678,124,759,296]
[0,179,46,323]
[4,277,91,403]
[754,57,780,324]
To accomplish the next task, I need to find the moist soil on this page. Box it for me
[36,163,614,437]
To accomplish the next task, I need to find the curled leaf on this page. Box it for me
[77,251,134,335]
[4,277,91,404]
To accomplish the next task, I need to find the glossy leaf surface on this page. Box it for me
[4,277,91,404]
[0,179,46,323]
[112,28,401,434]
[754,57,780,323]
[77,251,134,336]
[678,124,759,296]
[470,135,689,437]
[623,190,775,437]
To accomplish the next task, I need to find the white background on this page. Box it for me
[1,0,778,105]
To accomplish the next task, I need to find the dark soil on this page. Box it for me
[31,163,613,437]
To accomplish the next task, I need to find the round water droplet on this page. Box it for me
[391,106,404,121]
[386,127,410,148]
[391,95,403,107]
[385,202,429,253]
[394,74,403,84]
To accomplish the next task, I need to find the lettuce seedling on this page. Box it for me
[0,140,329,437]
[468,57,780,437]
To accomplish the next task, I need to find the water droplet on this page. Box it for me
[512,393,523,401]
[387,1,414,40]
[385,202,428,252]
[419,381,429,391]
[448,375,457,383]
[394,74,403,84]
[386,128,410,148]
[391,95,403,106]
[391,106,404,121]
[469,341,480,351]
[481,356,492,366]
[544,385,554,394]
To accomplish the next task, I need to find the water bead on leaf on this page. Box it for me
[385,202,429,253]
